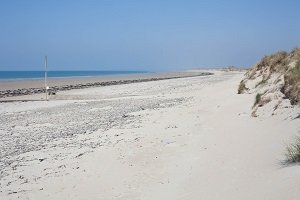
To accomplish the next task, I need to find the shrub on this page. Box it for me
[286,136,300,163]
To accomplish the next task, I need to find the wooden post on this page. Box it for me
[45,56,48,101]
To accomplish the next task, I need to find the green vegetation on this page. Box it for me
[291,60,300,80]
[255,79,267,88]
[283,59,300,105]
[258,51,288,72]
[286,136,300,163]
[253,93,262,107]
[238,80,248,94]
[243,48,300,106]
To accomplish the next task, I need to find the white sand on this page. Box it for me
[0,70,299,200]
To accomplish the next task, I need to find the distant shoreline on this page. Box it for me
[0,71,213,99]
[0,70,149,81]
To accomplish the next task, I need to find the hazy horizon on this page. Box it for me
[0,0,299,71]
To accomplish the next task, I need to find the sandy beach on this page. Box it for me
[0,71,208,91]
[0,70,299,200]
[0,71,213,100]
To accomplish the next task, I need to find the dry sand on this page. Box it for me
[0,70,299,200]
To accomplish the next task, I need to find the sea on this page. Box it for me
[0,71,148,80]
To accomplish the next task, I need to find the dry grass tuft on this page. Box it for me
[238,80,248,94]
[253,93,262,107]
[286,136,300,163]
[255,79,267,88]
[282,59,300,105]
[245,48,300,106]
[290,47,300,60]
[257,51,289,72]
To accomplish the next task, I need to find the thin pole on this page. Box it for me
[45,56,48,101]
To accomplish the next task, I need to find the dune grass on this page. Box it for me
[283,59,300,105]
[253,93,262,107]
[291,60,300,79]
[238,80,248,94]
[286,136,300,163]
[255,79,267,88]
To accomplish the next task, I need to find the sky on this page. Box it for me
[0,0,300,71]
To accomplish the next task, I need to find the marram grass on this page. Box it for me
[285,136,300,163]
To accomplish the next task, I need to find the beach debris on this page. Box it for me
[75,153,84,158]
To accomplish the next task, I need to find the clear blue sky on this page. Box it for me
[0,0,299,71]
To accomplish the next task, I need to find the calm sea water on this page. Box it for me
[0,71,148,80]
